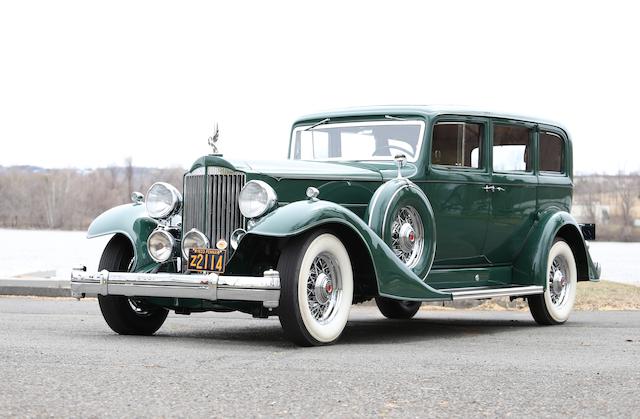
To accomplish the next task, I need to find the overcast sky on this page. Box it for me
[1,1,638,174]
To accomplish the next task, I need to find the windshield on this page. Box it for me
[290,120,425,162]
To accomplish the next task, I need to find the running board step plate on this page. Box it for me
[443,285,543,301]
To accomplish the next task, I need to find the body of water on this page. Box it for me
[0,229,637,286]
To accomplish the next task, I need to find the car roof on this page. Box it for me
[294,105,570,136]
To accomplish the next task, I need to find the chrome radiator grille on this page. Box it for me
[183,168,246,247]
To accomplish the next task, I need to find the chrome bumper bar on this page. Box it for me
[70,267,281,308]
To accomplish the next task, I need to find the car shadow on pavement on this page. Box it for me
[147,311,538,347]
[339,315,537,345]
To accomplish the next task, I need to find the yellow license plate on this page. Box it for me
[188,248,226,273]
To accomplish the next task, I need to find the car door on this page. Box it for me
[484,120,538,264]
[421,117,492,268]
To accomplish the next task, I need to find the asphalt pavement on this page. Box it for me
[1,296,639,418]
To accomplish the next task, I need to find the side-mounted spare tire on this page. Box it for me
[366,178,436,280]
[367,178,435,319]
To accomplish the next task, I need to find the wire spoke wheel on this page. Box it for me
[278,231,354,346]
[548,256,571,308]
[306,253,342,323]
[528,239,577,325]
[390,205,424,269]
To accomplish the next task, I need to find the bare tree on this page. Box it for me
[125,157,133,198]
[0,165,185,230]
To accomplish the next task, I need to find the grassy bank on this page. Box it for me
[422,280,640,311]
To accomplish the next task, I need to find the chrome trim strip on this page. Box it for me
[444,285,543,301]
[190,167,240,176]
[263,173,382,181]
[70,268,280,308]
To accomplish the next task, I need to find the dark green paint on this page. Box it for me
[87,203,159,272]
[246,200,451,301]
[88,106,599,306]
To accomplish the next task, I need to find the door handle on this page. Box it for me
[483,185,506,192]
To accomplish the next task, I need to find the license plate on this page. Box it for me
[187,248,226,273]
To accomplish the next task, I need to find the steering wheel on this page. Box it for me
[385,144,415,157]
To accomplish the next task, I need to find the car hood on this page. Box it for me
[188,155,416,208]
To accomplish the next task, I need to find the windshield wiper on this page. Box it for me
[305,118,331,131]
[384,115,407,121]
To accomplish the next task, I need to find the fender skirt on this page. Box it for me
[512,210,601,288]
[245,200,452,301]
[87,203,159,272]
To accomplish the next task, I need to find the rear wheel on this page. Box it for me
[97,235,168,335]
[528,239,577,325]
[375,297,421,319]
[278,231,354,346]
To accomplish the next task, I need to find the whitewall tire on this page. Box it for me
[529,239,577,325]
[278,231,354,346]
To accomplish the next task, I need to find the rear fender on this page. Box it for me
[513,209,600,288]
[87,203,159,272]
[243,200,451,301]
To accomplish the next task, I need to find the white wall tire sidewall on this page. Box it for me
[297,233,353,344]
[544,241,577,323]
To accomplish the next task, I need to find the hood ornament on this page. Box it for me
[208,123,220,155]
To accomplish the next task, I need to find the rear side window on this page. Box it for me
[432,122,483,168]
[493,124,532,172]
[539,132,565,173]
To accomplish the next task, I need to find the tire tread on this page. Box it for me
[97,235,168,336]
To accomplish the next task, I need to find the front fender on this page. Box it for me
[87,203,159,271]
[513,209,600,288]
[246,200,451,301]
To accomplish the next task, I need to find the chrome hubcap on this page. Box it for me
[549,256,570,306]
[391,206,424,268]
[313,273,334,305]
[306,253,341,323]
[398,223,416,253]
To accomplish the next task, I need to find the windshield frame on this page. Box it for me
[288,119,426,163]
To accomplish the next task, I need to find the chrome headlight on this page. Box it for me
[238,180,277,219]
[181,228,210,259]
[146,182,182,219]
[147,229,176,263]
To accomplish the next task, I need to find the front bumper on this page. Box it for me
[70,267,281,308]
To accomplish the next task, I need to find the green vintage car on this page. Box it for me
[71,106,600,346]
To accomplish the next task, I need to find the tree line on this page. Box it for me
[0,164,183,230]
[1,166,638,241]
[573,173,640,241]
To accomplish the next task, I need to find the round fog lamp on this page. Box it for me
[147,229,176,263]
[181,229,210,259]
[230,228,247,250]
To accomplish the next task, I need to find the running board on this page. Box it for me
[442,285,543,301]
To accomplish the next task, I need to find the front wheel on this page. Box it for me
[97,235,168,335]
[528,239,577,325]
[278,231,354,346]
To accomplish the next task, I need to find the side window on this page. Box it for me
[539,131,564,173]
[432,122,483,168]
[493,124,532,172]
